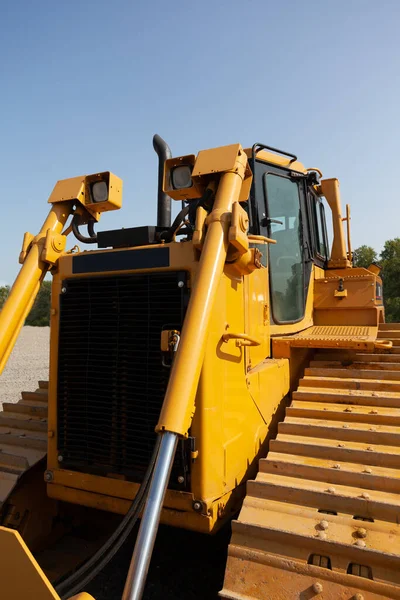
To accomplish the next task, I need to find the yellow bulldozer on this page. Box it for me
[0,136,399,600]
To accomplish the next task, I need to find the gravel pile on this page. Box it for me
[0,326,50,406]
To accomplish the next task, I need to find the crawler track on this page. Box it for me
[221,324,400,599]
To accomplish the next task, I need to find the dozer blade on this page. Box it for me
[221,324,400,600]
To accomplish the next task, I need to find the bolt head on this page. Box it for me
[61,287,67,294]
[312,582,323,593]
[355,539,366,547]
[193,501,202,512]
[177,476,184,484]
[44,470,53,482]
[354,594,364,600]
[326,487,336,494]
[177,280,184,288]
[360,492,370,499]
[58,455,63,462]
[332,463,341,469]
[319,520,329,530]
[363,468,372,474]
[356,527,367,538]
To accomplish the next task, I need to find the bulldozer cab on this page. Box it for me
[248,144,329,326]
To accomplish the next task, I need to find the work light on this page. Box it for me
[171,166,193,190]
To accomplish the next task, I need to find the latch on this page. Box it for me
[161,329,181,367]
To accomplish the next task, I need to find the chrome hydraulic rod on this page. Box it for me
[122,432,178,600]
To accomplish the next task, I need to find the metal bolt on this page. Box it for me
[177,280,185,288]
[366,446,374,451]
[58,455,63,462]
[315,531,327,540]
[355,539,366,547]
[343,424,349,428]
[363,468,372,474]
[177,476,184,484]
[332,463,341,469]
[344,407,352,412]
[312,582,323,594]
[337,443,345,447]
[356,528,367,538]
[61,287,67,294]
[360,492,370,500]
[354,594,364,600]
[369,427,376,432]
[193,501,202,512]
[369,409,378,414]
[326,487,336,494]
[319,520,329,530]
[44,470,53,482]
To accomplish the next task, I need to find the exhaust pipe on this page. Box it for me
[153,134,172,228]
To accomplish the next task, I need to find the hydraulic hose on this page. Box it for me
[71,215,98,244]
[56,436,161,599]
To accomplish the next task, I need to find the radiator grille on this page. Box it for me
[57,270,189,486]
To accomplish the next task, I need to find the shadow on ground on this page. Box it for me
[86,522,231,599]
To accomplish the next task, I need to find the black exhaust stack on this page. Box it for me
[153,134,172,228]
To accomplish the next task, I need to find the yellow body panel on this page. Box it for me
[46,237,290,531]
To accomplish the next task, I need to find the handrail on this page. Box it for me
[222,332,261,347]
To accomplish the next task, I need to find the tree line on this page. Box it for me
[0,238,399,325]
[0,280,51,326]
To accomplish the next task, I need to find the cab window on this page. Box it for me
[263,173,304,322]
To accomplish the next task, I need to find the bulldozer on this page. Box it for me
[0,135,399,600]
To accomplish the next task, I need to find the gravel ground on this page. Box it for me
[0,326,50,406]
[0,326,229,598]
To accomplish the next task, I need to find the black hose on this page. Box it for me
[159,205,190,242]
[71,215,98,244]
[56,435,161,598]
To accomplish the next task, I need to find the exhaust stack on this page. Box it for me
[153,134,172,228]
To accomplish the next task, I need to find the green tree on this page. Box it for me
[380,238,400,323]
[0,285,10,309]
[352,245,378,269]
[25,280,52,326]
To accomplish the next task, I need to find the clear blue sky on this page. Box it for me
[1,0,399,285]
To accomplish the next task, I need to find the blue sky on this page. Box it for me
[1,0,399,285]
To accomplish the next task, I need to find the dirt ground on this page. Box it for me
[1,326,230,599]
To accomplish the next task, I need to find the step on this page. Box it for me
[0,432,47,451]
[21,390,48,404]
[262,452,400,494]
[293,388,400,408]
[379,323,400,331]
[287,400,400,426]
[2,402,47,419]
[309,359,400,371]
[279,416,400,447]
[271,434,400,469]
[248,471,400,522]
[305,367,400,381]
[300,376,400,394]
[0,412,47,432]
[38,380,49,390]
[315,351,400,363]
[378,330,400,339]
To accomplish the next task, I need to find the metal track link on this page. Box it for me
[0,382,48,510]
[221,325,400,600]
